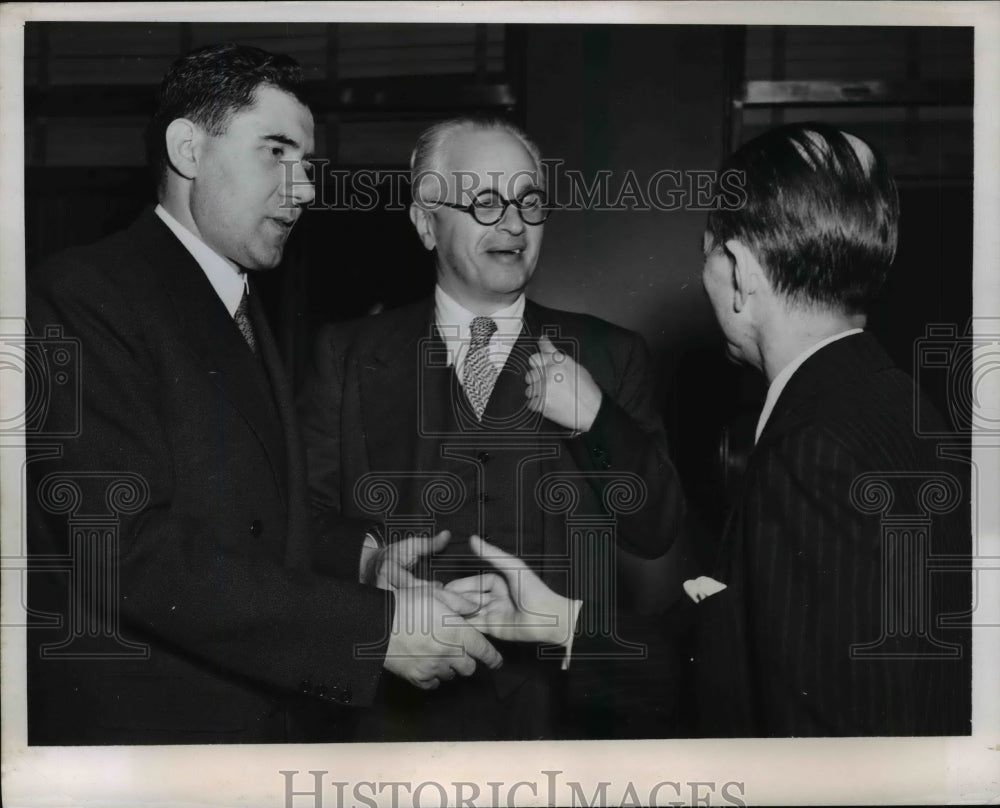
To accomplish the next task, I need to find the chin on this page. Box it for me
[245,250,285,272]
[492,268,534,290]
[724,343,746,366]
[488,283,529,300]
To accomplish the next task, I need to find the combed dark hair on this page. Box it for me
[145,42,306,191]
[706,122,899,314]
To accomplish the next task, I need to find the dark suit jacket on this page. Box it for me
[26,209,393,744]
[297,296,685,739]
[692,332,971,736]
[299,296,683,564]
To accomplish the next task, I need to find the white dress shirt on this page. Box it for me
[434,285,525,383]
[754,328,864,443]
[155,204,247,316]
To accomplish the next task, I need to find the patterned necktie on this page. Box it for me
[463,316,498,420]
[234,286,258,355]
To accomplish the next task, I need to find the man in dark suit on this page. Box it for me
[453,123,971,737]
[26,44,499,746]
[693,123,970,735]
[297,118,685,740]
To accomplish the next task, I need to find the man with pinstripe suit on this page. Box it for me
[456,122,972,736]
[692,122,971,735]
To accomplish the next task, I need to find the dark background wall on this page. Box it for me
[524,25,728,355]
[23,23,974,594]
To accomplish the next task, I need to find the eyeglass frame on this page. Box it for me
[432,189,553,226]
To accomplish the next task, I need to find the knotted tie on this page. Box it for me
[234,286,258,355]
[462,316,498,420]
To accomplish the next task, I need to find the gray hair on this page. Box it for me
[409,117,545,207]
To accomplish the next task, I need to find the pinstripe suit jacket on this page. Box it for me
[693,332,971,736]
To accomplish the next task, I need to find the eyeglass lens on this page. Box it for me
[472,191,549,225]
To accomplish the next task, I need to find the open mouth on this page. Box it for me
[487,247,524,257]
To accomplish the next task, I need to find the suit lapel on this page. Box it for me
[520,301,576,436]
[360,299,435,477]
[137,211,289,510]
[518,303,576,568]
[724,333,888,572]
[248,290,309,569]
[755,332,892,450]
[482,315,542,429]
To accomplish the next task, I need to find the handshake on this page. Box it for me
[371,532,581,690]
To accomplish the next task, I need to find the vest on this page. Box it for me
[406,327,560,586]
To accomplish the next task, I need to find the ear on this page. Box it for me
[164,118,201,180]
[409,203,437,251]
[724,239,767,313]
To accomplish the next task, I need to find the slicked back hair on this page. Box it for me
[146,42,306,192]
[706,122,899,314]
[409,117,545,206]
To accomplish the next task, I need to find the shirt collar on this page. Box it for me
[433,285,525,369]
[154,204,247,317]
[754,328,864,443]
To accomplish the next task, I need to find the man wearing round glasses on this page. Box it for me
[409,122,550,317]
[298,118,685,741]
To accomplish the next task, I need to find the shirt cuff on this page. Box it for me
[682,576,728,603]
[560,598,585,671]
[358,533,381,584]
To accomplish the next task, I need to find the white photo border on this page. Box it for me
[2,2,998,806]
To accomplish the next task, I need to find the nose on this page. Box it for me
[288,161,316,206]
[496,201,525,234]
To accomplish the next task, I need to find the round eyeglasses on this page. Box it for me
[436,190,552,226]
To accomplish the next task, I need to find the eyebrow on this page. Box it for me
[472,185,543,200]
[262,134,314,160]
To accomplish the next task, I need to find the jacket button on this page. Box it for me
[317,685,328,698]
[340,690,353,704]
[477,451,491,463]
[250,519,262,535]
[299,679,312,695]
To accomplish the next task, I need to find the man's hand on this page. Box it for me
[362,530,451,590]
[445,536,580,647]
[524,334,602,433]
[383,583,502,690]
